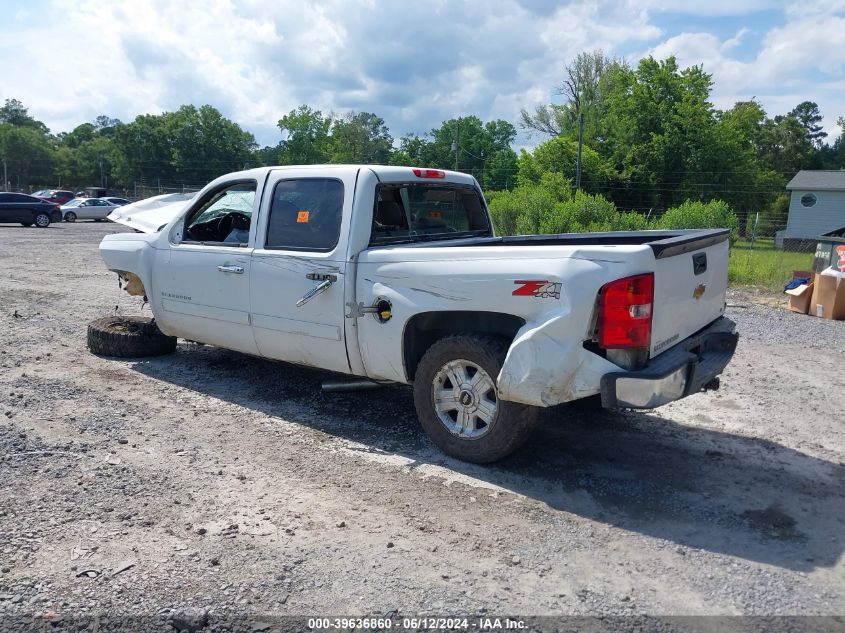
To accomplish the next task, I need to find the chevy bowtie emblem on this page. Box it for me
[693,284,706,299]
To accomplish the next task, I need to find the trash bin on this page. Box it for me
[813,226,845,273]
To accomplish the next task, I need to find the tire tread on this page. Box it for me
[87,316,176,358]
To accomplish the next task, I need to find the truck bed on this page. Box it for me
[406,229,730,259]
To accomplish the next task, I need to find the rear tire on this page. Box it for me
[413,334,538,463]
[87,316,177,358]
[34,212,51,228]
[64,211,77,222]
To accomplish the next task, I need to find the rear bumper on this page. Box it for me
[600,317,738,409]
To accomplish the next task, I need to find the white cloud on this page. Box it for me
[0,0,842,147]
[645,6,845,139]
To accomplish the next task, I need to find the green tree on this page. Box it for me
[424,116,518,189]
[758,112,823,175]
[598,57,723,209]
[277,105,332,164]
[821,116,845,169]
[0,123,54,189]
[112,113,174,187]
[0,98,49,133]
[167,105,256,183]
[516,136,613,194]
[789,101,827,148]
[111,106,254,187]
[519,50,620,141]
[328,111,393,164]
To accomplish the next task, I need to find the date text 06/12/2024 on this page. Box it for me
[307,617,527,630]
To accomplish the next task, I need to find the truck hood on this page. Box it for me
[107,193,195,233]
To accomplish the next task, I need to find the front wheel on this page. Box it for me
[64,211,77,222]
[413,334,538,463]
[34,212,51,228]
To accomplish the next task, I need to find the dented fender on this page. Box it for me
[497,308,620,407]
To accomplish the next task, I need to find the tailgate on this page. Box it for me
[649,231,730,358]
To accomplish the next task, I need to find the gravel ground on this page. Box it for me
[0,223,843,631]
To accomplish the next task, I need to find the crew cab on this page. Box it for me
[95,165,737,463]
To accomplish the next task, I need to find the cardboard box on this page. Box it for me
[786,283,813,314]
[810,272,845,320]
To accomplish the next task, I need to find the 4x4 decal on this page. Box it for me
[512,280,561,299]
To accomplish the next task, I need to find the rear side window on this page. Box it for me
[265,179,343,251]
[371,183,491,244]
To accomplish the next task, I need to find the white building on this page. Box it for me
[783,171,845,244]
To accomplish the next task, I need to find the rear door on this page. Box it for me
[87,199,113,219]
[249,168,355,374]
[0,194,35,223]
[649,235,730,357]
[76,200,97,220]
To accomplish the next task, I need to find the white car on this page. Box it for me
[93,165,738,463]
[61,197,119,222]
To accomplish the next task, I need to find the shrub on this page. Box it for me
[658,200,738,241]
[488,185,557,235]
[539,191,617,234]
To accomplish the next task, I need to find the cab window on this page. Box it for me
[265,179,343,251]
[183,181,256,246]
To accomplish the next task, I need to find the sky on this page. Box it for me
[1,0,843,147]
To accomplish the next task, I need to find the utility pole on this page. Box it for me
[575,112,585,191]
[452,130,459,171]
[99,158,104,188]
[2,158,6,192]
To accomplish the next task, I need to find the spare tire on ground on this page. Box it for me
[87,316,176,358]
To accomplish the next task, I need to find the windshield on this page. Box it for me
[33,190,50,197]
[370,183,492,245]
[63,199,83,207]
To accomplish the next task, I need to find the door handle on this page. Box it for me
[217,265,244,274]
[297,279,333,307]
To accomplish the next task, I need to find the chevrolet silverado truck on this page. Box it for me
[91,165,738,463]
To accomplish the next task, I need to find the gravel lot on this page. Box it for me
[0,223,844,630]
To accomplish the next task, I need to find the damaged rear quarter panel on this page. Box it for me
[355,247,639,403]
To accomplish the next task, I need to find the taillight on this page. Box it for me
[597,273,654,349]
[412,168,446,179]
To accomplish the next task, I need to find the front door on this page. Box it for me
[249,169,355,374]
[153,179,259,354]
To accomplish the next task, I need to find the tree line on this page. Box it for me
[1,50,843,228]
[0,100,518,194]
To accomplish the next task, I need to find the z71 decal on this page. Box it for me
[512,280,561,299]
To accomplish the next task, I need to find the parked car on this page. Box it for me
[61,197,119,222]
[94,165,738,463]
[33,189,75,206]
[102,197,131,206]
[0,192,62,227]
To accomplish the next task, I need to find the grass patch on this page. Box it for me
[729,240,814,291]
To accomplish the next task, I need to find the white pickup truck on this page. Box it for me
[92,165,738,463]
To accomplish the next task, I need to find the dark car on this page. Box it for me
[33,189,75,206]
[0,193,62,227]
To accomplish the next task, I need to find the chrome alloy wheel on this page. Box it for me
[432,359,498,439]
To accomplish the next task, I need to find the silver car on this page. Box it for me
[61,198,119,222]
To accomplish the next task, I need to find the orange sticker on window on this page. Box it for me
[429,210,442,219]
[297,210,310,223]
